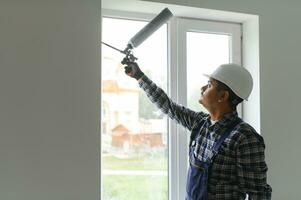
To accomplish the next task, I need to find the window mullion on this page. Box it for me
[175,17,190,200]
[168,17,180,200]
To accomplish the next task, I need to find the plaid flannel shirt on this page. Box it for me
[138,75,272,200]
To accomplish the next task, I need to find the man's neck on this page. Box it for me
[209,107,234,121]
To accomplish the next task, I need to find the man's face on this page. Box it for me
[199,78,221,109]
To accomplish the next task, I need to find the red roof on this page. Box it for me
[111,124,129,136]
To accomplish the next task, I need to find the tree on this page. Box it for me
[138,70,164,119]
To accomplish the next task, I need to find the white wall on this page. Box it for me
[1,0,300,199]
[0,1,101,200]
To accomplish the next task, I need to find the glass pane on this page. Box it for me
[186,32,230,111]
[101,17,168,200]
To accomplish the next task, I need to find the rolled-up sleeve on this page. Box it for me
[138,75,205,131]
[236,133,272,200]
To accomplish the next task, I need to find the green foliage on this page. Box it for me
[139,92,162,119]
[138,69,165,120]
[102,155,168,200]
[103,175,167,200]
[103,155,167,171]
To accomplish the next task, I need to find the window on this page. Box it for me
[186,32,230,111]
[101,10,241,200]
[177,18,241,112]
[101,15,168,200]
[171,18,241,200]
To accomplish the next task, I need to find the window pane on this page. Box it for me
[101,17,168,200]
[186,32,230,111]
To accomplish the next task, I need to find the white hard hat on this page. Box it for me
[203,63,253,100]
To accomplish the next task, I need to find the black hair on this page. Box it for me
[215,79,243,110]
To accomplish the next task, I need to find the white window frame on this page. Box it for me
[101,9,242,200]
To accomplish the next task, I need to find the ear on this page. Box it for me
[218,90,230,102]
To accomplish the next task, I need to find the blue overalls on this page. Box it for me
[186,119,241,200]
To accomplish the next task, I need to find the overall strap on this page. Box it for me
[211,118,242,157]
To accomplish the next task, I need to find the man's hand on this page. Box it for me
[121,57,144,80]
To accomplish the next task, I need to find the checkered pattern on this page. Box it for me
[138,75,272,200]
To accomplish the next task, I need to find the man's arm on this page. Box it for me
[123,61,206,131]
[138,75,205,130]
[236,131,272,200]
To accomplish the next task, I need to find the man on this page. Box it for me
[122,59,272,200]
